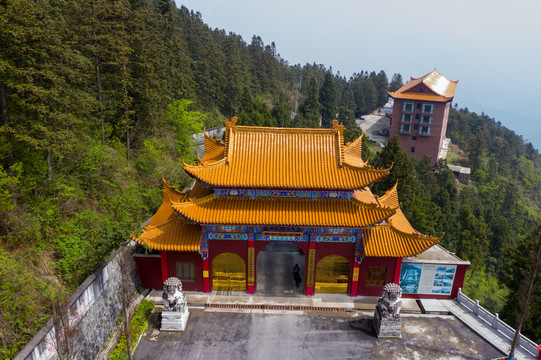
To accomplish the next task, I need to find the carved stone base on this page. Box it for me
[161,309,189,331]
[373,309,402,338]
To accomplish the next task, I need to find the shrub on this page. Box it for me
[109,299,155,360]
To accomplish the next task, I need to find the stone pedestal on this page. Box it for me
[373,308,402,338]
[161,277,190,331]
[161,308,189,331]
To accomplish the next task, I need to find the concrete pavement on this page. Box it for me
[442,300,537,360]
[356,114,390,148]
[134,307,504,360]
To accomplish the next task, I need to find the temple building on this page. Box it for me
[133,118,469,298]
[388,70,458,165]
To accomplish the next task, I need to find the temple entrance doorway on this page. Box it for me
[212,252,246,292]
[315,255,349,294]
[256,242,305,295]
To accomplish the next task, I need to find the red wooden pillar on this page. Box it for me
[306,242,316,296]
[350,261,361,297]
[536,344,541,360]
[202,256,210,293]
[160,251,168,283]
[247,240,255,294]
[393,257,403,285]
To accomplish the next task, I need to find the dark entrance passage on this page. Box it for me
[256,242,305,296]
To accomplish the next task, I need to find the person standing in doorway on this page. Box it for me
[293,264,301,288]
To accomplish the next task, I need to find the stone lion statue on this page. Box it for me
[376,283,402,318]
[162,277,187,312]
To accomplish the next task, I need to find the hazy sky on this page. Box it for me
[176,0,541,149]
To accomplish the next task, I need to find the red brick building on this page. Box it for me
[388,70,458,164]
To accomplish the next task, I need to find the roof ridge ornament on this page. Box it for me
[332,120,346,167]
[223,117,237,162]
[225,116,238,129]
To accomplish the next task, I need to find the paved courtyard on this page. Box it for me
[134,308,503,360]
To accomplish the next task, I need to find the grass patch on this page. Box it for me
[110,299,155,360]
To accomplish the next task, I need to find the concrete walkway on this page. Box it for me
[135,300,504,360]
[147,291,540,359]
[356,114,390,148]
[441,299,536,360]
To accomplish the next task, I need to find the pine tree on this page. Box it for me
[319,73,337,128]
[389,73,403,92]
[271,91,292,127]
[300,77,320,128]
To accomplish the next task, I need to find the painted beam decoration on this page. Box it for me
[399,262,456,295]
[208,232,248,240]
[258,232,305,242]
[215,188,353,200]
[203,225,363,243]
[315,235,356,243]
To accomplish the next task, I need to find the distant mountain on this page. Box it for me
[459,98,541,151]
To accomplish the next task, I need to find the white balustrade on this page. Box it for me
[455,289,539,357]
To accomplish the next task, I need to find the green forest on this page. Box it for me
[1,0,540,357]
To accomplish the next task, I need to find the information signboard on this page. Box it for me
[399,262,456,295]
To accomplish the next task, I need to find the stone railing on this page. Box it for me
[457,288,539,358]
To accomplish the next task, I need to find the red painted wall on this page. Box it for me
[166,251,204,291]
[356,257,397,296]
[314,242,355,263]
[209,239,248,263]
[314,242,355,294]
[133,254,162,290]
[389,96,450,165]
[208,239,248,292]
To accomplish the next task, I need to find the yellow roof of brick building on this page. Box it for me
[183,119,390,190]
[389,69,458,102]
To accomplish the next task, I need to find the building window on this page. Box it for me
[401,113,412,122]
[415,114,420,120]
[419,89,423,93]
[416,103,421,109]
[422,103,434,113]
[400,123,411,133]
[421,115,432,124]
[414,124,419,130]
[176,261,196,282]
[403,102,414,112]
[366,266,387,286]
[411,147,415,153]
[412,136,417,141]
[419,126,431,135]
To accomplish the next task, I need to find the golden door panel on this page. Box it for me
[315,255,349,294]
[212,252,246,291]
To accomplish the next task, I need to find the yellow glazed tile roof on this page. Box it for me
[185,180,214,201]
[184,119,390,190]
[147,177,186,227]
[376,181,400,210]
[201,130,225,163]
[389,69,458,102]
[364,226,441,257]
[171,193,398,227]
[353,188,378,205]
[133,178,200,252]
[136,219,201,252]
[363,182,441,257]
